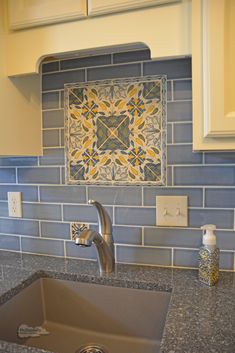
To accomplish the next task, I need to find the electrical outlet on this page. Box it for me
[8,192,22,218]
[156,196,188,227]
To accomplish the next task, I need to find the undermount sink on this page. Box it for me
[0,278,171,353]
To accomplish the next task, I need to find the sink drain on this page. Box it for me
[76,344,107,353]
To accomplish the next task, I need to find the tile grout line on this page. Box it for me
[39,221,42,237]
[171,123,175,144]
[171,80,174,101]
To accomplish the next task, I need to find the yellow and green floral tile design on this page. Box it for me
[65,76,167,185]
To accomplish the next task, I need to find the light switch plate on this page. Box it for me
[156,196,188,227]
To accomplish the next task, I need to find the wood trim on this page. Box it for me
[7,2,191,76]
[88,0,181,16]
[192,0,235,150]
[8,0,87,30]
[202,0,235,137]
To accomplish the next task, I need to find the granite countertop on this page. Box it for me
[0,250,235,353]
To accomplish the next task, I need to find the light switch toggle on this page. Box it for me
[176,208,180,216]
[163,208,167,216]
[156,196,188,227]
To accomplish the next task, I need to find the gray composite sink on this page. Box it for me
[0,278,171,353]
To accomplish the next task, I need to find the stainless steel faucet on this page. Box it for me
[75,200,115,274]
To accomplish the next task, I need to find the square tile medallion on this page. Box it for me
[65,76,167,185]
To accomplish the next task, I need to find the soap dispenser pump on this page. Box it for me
[198,224,219,286]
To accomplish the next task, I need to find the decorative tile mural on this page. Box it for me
[65,76,167,185]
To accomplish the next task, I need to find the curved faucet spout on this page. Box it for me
[75,200,115,274]
[88,200,112,236]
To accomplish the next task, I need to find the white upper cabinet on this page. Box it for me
[192,0,235,150]
[8,0,87,30]
[88,0,180,16]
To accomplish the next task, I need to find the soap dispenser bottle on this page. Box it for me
[198,224,219,286]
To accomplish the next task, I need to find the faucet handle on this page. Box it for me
[88,199,112,236]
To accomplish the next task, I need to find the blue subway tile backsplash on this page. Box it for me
[0,234,20,251]
[87,62,141,81]
[0,218,39,236]
[143,58,191,79]
[42,69,85,91]
[0,52,235,271]
[18,167,61,184]
[60,54,111,70]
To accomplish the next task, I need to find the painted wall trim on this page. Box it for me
[6,0,192,76]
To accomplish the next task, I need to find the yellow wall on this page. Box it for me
[0,0,41,156]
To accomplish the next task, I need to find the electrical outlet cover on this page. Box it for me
[8,192,22,218]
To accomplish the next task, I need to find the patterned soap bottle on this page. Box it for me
[198,224,219,286]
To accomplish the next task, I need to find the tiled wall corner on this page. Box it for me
[0,50,235,271]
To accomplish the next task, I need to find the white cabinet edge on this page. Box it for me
[8,0,87,30]
[88,0,181,16]
[192,0,235,150]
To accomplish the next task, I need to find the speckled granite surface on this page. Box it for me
[0,250,235,353]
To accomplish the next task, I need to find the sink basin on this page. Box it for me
[0,278,171,353]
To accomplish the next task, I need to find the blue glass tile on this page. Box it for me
[205,189,235,208]
[61,54,111,70]
[113,50,150,64]
[0,169,16,183]
[43,130,60,147]
[144,187,202,207]
[174,249,198,267]
[41,222,70,239]
[0,185,38,201]
[0,218,39,236]
[0,158,37,167]
[18,167,60,184]
[0,234,20,251]
[220,252,234,270]
[42,61,59,73]
[40,185,86,203]
[23,203,61,221]
[21,237,64,256]
[174,166,235,186]
[63,205,113,223]
[205,152,235,164]
[42,92,60,110]
[145,227,201,248]
[39,148,65,166]
[88,186,142,206]
[43,110,64,129]
[174,80,192,100]
[174,123,192,143]
[42,70,85,91]
[113,226,142,245]
[167,101,192,122]
[168,145,202,164]
[115,207,155,226]
[116,245,171,266]
[87,63,141,81]
[189,209,234,229]
[143,58,191,79]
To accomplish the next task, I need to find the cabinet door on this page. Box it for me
[88,0,180,16]
[8,0,87,30]
[192,0,235,150]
